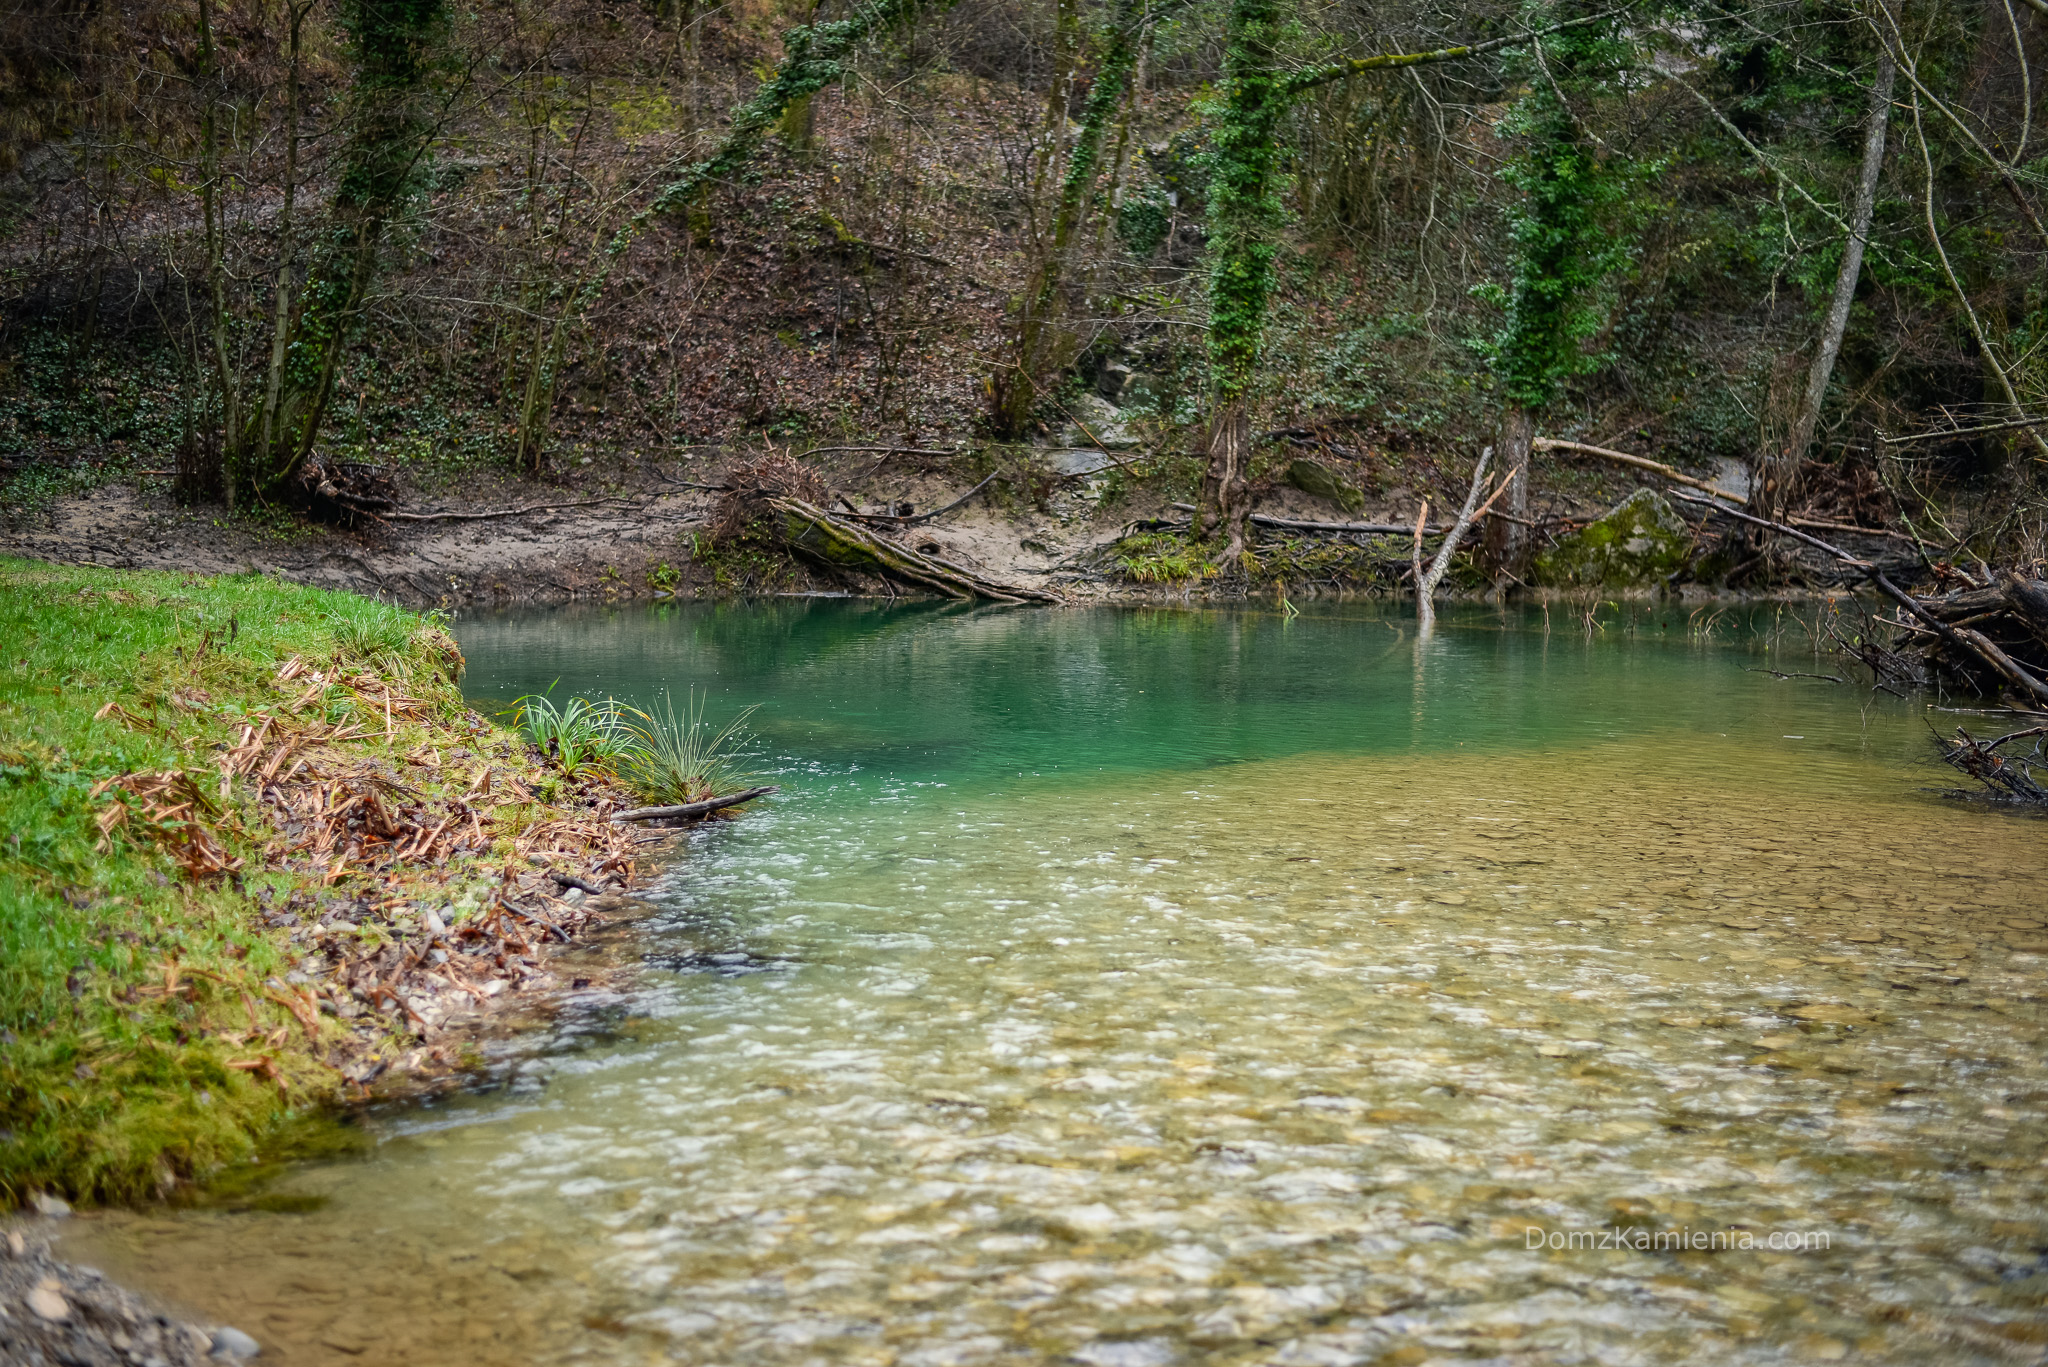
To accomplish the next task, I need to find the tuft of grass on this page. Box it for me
[616,690,759,806]
[1112,531,1218,584]
[512,685,631,778]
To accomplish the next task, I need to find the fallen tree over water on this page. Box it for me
[1675,490,2048,709]
[1935,726,2048,806]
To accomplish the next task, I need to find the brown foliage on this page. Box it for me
[714,449,829,540]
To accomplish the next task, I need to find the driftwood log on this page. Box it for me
[609,785,780,823]
[1167,502,1451,535]
[768,497,1058,603]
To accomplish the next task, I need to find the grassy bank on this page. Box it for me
[0,559,633,1204]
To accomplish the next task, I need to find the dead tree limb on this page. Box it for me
[1673,489,2048,706]
[380,497,632,523]
[1935,725,2048,804]
[843,472,1000,528]
[1168,503,1449,534]
[609,786,780,823]
[1532,438,1737,500]
[1414,450,1516,632]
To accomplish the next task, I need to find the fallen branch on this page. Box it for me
[1673,489,2048,706]
[1533,437,1737,501]
[1169,503,1448,534]
[1788,514,1917,544]
[609,785,779,823]
[1935,725,2048,803]
[1880,414,2048,445]
[381,497,630,523]
[1668,490,1872,566]
[797,445,961,459]
[1745,667,1846,683]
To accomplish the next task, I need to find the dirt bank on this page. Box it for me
[0,446,1911,607]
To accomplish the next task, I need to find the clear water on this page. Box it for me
[62,602,2048,1366]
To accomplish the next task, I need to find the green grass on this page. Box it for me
[0,559,482,1204]
[616,690,759,806]
[512,685,632,778]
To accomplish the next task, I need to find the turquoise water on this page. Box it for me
[456,599,1921,788]
[61,601,2048,1367]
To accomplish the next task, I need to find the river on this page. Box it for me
[60,600,2048,1365]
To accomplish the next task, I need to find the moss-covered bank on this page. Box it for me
[0,560,634,1205]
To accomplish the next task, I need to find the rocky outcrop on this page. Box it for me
[1285,457,1365,513]
[1534,489,1691,588]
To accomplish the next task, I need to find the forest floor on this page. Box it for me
[0,444,1872,606]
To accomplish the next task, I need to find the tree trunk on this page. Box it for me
[257,1,307,468]
[1195,0,1282,556]
[195,0,240,508]
[1486,403,1533,574]
[1198,402,1252,560]
[1766,51,1896,515]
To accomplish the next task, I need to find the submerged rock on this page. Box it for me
[1285,458,1365,513]
[1534,488,1691,588]
[210,1324,261,1359]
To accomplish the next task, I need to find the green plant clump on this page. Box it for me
[1112,532,1219,584]
[616,690,759,806]
[513,686,632,778]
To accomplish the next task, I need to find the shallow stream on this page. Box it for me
[63,601,2048,1365]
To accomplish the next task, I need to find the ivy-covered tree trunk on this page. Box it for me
[1481,2,1631,578]
[992,0,1145,438]
[1195,0,1284,560]
[247,0,450,499]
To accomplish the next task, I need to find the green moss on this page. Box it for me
[1533,489,1691,588]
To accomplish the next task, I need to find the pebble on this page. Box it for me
[27,1284,70,1320]
[1788,1004,1873,1025]
[29,1193,71,1218]
[6,1231,24,1257]
[209,1325,261,1359]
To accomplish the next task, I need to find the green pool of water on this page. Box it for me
[62,601,2048,1366]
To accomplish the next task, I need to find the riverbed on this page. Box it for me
[60,601,2048,1365]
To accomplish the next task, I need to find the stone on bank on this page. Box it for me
[1534,488,1691,588]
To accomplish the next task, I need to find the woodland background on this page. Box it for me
[2,0,2045,569]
